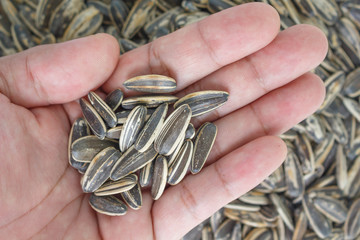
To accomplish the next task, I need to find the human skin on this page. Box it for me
[0,3,327,240]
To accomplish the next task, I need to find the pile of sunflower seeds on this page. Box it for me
[1,0,360,239]
[69,74,227,215]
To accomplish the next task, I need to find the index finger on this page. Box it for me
[103,3,280,93]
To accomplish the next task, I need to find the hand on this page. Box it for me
[0,3,327,240]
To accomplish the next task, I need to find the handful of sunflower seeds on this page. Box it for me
[68,74,229,216]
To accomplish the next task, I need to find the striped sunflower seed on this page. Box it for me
[81,147,121,192]
[185,123,195,139]
[201,225,213,240]
[151,155,168,200]
[94,174,138,196]
[80,98,107,140]
[106,126,123,139]
[214,219,236,240]
[110,145,158,181]
[135,103,168,152]
[191,122,217,174]
[120,182,142,210]
[302,194,332,239]
[312,195,348,223]
[167,131,185,166]
[68,117,91,167]
[123,74,177,93]
[139,160,154,187]
[121,95,178,109]
[89,194,127,216]
[167,139,193,185]
[105,88,124,111]
[71,135,118,162]
[88,91,117,128]
[109,0,129,32]
[174,90,229,117]
[154,104,192,156]
[119,105,147,152]
[344,198,360,240]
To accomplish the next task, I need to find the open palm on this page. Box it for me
[0,3,327,240]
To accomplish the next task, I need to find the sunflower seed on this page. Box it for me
[109,0,129,32]
[174,90,229,117]
[121,0,156,39]
[63,6,103,41]
[201,225,214,240]
[88,91,117,128]
[81,147,120,192]
[168,139,193,185]
[185,123,195,139]
[207,0,236,14]
[312,195,348,223]
[121,95,178,109]
[230,222,241,240]
[106,126,122,139]
[214,219,236,240]
[123,74,177,93]
[48,0,84,37]
[135,103,168,152]
[244,228,272,240]
[80,98,107,140]
[110,145,158,181]
[344,198,360,240]
[270,193,294,231]
[120,182,142,210]
[154,104,192,156]
[151,155,168,200]
[139,160,154,187]
[119,105,147,152]
[293,210,307,240]
[11,23,36,51]
[191,122,217,174]
[94,173,137,196]
[105,88,124,111]
[284,148,304,199]
[68,117,91,168]
[71,135,118,162]
[335,144,347,191]
[89,194,127,216]
[36,0,62,29]
[302,194,332,239]
[344,68,360,97]
[167,131,186,166]
[225,199,260,212]
[1,0,22,25]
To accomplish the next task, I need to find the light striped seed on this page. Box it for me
[88,91,117,128]
[106,126,122,139]
[94,174,137,196]
[344,198,360,240]
[105,88,124,111]
[243,228,272,240]
[167,139,193,185]
[293,211,307,240]
[120,182,142,210]
[135,103,168,152]
[80,98,107,140]
[167,131,185,166]
[89,194,127,216]
[121,95,178,109]
[191,122,217,174]
[151,155,168,200]
[119,105,147,152]
[225,200,260,212]
[139,160,154,187]
[284,148,304,199]
[71,136,118,162]
[174,90,229,117]
[124,74,176,93]
[201,225,213,240]
[82,147,121,192]
[110,145,158,181]
[109,0,129,32]
[270,193,294,231]
[154,104,192,156]
[185,123,195,139]
[68,117,91,166]
[302,194,332,239]
[121,0,156,39]
[313,196,348,223]
[214,219,236,240]
[335,144,347,190]
[116,108,155,124]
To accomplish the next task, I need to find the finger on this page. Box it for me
[182,24,328,125]
[153,136,287,240]
[205,72,325,167]
[0,33,119,107]
[103,3,280,93]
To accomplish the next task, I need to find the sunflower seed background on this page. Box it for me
[2,0,360,239]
